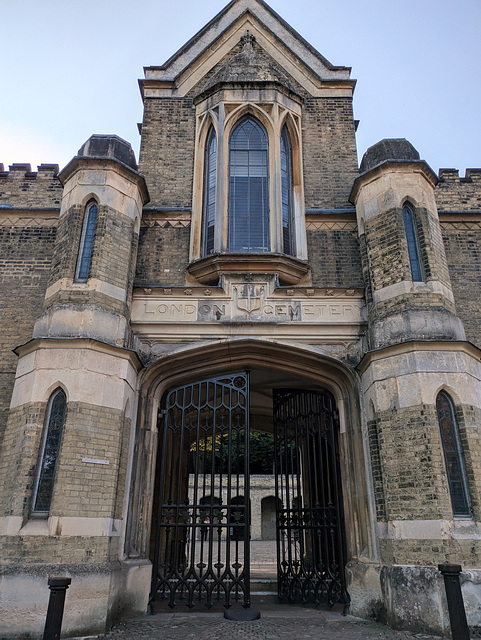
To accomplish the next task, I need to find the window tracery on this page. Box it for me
[228,116,270,253]
[192,97,306,278]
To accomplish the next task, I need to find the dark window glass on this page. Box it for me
[403,203,423,281]
[436,391,472,518]
[202,126,217,256]
[281,126,294,255]
[32,389,67,515]
[76,201,98,281]
[228,117,269,252]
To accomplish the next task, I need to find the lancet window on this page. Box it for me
[436,391,472,518]
[32,388,67,516]
[75,200,98,281]
[403,202,423,282]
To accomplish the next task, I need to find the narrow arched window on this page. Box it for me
[228,117,269,252]
[403,202,423,281]
[201,126,217,256]
[75,200,98,281]
[32,389,67,515]
[436,391,472,518]
[281,126,294,255]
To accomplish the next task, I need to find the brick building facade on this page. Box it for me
[1,0,480,636]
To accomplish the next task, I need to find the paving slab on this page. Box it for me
[96,606,443,640]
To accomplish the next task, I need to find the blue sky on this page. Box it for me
[1,0,480,174]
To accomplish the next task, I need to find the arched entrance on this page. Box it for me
[148,368,350,612]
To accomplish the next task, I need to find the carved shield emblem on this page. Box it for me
[233,283,265,314]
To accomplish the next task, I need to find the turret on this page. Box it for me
[350,139,465,349]
[33,135,149,346]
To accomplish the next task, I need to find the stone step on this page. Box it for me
[250,577,279,603]
[250,578,277,594]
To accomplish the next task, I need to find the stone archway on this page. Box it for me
[125,340,376,613]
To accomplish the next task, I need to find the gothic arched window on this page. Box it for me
[436,391,472,518]
[201,126,217,257]
[75,200,98,281]
[281,125,294,256]
[403,202,423,281]
[32,388,67,516]
[228,117,269,252]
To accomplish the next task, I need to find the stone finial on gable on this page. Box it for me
[240,29,256,48]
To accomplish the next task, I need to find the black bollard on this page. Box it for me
[438,564,470,640]
[43,577,71,640]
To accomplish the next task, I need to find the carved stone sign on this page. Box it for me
[132,276,364,326]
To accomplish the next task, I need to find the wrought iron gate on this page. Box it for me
[273,389,350,610]
[150,372,251,610]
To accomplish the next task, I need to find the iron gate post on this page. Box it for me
[438,564,470,640]
[43,577,71,640]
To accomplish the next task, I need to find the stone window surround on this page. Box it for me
[75,198,99,282]
[31,387,67,518]
[188,89,308,283]
[402,200,424,282]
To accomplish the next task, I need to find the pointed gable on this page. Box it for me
[140,0,355,99]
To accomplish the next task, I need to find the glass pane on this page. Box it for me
[281,127,294,255]
[228,118,269,252]
[33,390,67,514]
[76,202,98,281]
[403,204,423,281]
[436,392,472,517]
[202,127,217,256]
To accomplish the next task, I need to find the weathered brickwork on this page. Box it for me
[457,404,481,521]
[442,225,481,347]
[416,207,452,288]
[363,207,452,295]
[369,294,456,325]
[0,403,46,517]
[370,401,481,527]
[435,169,481,211]
[0,400,126,521]
[373,404,451,521]
[307,228,363,287]
[113,416,131,522]
[44,289,128,317]
[380,538,481,567]
[302,98,358,209]
[47,204,136,293]
[0,164,62,208]
[53,402,125,518]
[0,535,113,564]
[135,224,191,286]
[0,224,57,446]
[367,418,387,521]
[138,99,195,207]
[363,208,411,292]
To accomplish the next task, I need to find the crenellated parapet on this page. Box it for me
[435,168,481,212]
[0,163,62,209]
